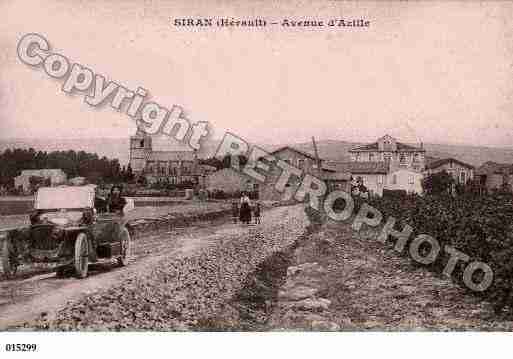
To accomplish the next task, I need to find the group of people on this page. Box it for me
[232,192,261,225]
[94,185,127,215]
[351,177,369,199]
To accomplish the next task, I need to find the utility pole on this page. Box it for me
[311,136,322,178]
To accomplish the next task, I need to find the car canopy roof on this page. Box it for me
[35,185,96,210]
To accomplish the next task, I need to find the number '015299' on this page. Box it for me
[5,344,38,352]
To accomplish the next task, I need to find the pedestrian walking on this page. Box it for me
[239,192,252,224]
[231,201,239,224]
[253,201,261,224]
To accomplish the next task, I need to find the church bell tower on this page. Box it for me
[129,125,152,173]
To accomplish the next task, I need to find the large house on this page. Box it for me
[349,134,426,172]
[129,128,215,186]
[327,135,427,196]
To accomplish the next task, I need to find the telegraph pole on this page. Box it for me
[312,136,322,178]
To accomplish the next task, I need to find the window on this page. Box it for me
[377,175,383,184]
[139,139,144,148]
[460,171,466,184]
[369,153,375,162]
[400,154,407,164]
[413,153,420,163]
[355,153,360,162]
[449,161,453,169]
[408,175,414,184]
[392,174,397,184]
[298,159,305,169]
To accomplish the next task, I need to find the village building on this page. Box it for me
[349,134,426,173]
[205,167,258,195]
[129,128,214,187]
[475,161,513,192]
[259,146,351,201]
[425,157,474,184]
[327,161,389,196]
[324,135,427,196]
[14,169,67,192]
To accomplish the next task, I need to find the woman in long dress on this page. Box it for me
[239,192,252,224]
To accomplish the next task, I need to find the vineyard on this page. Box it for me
[365,193,513,313]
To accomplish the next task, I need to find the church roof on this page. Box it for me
[148,151,195,162]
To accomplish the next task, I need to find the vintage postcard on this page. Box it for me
[1,0,513,356]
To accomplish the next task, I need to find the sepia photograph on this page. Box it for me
[1,0,513,357]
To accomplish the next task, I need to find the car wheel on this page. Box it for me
[117,227,132,267]
[56,266,71,278]
[2,238,18,279]
[74,233,89,278]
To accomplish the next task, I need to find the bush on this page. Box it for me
[422,171,454,195]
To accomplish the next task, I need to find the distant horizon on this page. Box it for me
[1,135,513,151]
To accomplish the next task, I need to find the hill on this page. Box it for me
[2,137,513,168]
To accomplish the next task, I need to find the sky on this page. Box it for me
[1,0,513,148]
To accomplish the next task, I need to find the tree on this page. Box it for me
[0,147,123,186]
[126,164,134,182]
[422,171,454,196]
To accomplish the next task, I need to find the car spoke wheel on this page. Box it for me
[2,239,18,279]
[117,227,132,267]
[74,233,89,278]
[56,266,71,278]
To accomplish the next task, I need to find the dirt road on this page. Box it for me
[0,205,306,330]
[267,219,513,331]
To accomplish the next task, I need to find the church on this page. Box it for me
[129,127,215,186]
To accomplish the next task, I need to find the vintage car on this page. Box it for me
[1,185,133,279]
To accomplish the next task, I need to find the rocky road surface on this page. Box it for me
[0,204,308,330]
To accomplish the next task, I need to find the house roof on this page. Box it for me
[321,172,352,181]
[270,146,320,161]
[426,158,474,170]
[327,161,389,174]
[19,169,66,176]
[349,141,425,153]
[475,161,513,176]
[148,151,196,162]
[425,156,440,165]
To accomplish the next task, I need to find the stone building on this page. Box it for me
[425,158,474,184]
[349,134,426,173]
[475,161,513,192]
[14,169,67,192]
[205,168,257,195]
[259,146,349,201]
[129,128,213,186]
[321,135,428,196]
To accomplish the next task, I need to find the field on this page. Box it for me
[0,200,232,231]
[364,193,513,313]
[0,196,213,216]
